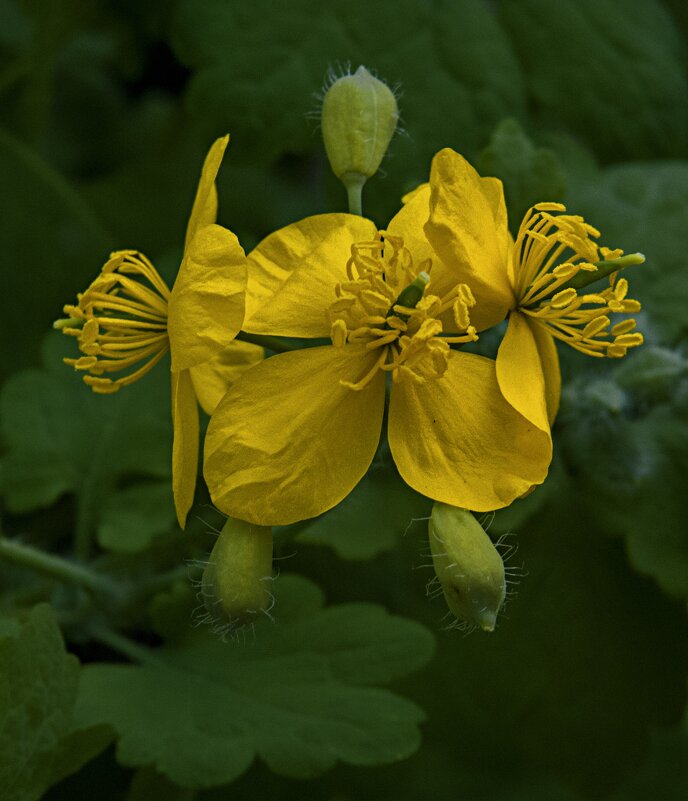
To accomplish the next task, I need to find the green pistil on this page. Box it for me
[53,316,83,330]
[566,252,645,291]
[386,271,430,323]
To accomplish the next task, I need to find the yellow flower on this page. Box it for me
[421,148,644,434]
[58,136,253,527]
[204,207,552,527]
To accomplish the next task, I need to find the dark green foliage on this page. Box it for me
[1,0,687,798]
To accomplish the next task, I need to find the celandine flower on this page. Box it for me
[204,209,552,527]
[415,149,643,433]
[58,136,251,527]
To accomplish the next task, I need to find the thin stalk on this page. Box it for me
[0,536,118,597]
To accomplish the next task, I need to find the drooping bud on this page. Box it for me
[201,516,273,632]
[321,65,399,214]
[428,503,506,632]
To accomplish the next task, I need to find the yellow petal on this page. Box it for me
[401,182,429,204]
[496,311,550,432]
[204,345,386,526]
[190,340,264,415]
[388,350,551,511]
[171,369,199,528]
[168,224,247,372]
[244,214,378,337]
[184,135,228,251]
[386,183,435,295]
[529,317,561,426]
[425,148,515,330]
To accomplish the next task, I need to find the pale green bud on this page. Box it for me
[202,517,273,631]
[429,503,506,632]
[321,65,399,213]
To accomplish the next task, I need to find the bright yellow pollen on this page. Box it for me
[514,203,643,358]
[60,250,171,393]
[329,232,477,389]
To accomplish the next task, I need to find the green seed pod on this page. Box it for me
[202,517,273,630]
[321,65,399,213]
[429,503,506,632]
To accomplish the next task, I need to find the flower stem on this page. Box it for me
[343,172,366,216]
[89,626,160,664]
[0,536,118,597]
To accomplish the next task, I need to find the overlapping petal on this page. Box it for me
[425,148,515,330]
[388,350,551,511]
[496,311,550,433]
[204,345,386,526]
[184,135,228,251]
[529,317,561,426]
[171,369,200,528]
[190,340,264,415]
[244,214,377,337]
[168,224,247,372]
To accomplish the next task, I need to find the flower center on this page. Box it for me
[328,232,477,390]
[57,250,171,393]
[513,203,643,358]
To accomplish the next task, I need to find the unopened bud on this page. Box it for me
[321,65,399,213]
[201,517,273,631]
[429,503,506,632]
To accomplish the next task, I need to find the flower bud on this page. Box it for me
[429,503,506,632]
[321,65,399,212]
[201,516,273,630]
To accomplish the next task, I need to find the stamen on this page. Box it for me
[59,250,171,392]
[514,204,642,360]
[330,233,477,387]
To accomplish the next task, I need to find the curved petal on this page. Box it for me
[386,184,435,296]
[244,214,378,337]
[425,148,515,330]
[528,317,561,426]
[401,182,429,204]
[190,340,264,415]
[204,345,385,526]
[388,350,551,512]
[168,224,247,372]
[496,311,550,433]
[184,135,228,251]
[171,369,199,528]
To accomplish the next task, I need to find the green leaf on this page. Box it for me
[0,604,79,801]
[74,575,435,789]
[558,357,688,599]
[498,0,688,161]
[98,482,177,554]
[476,117,566,225]
[295,462,431,561]
[0,129,113,379]
[565,160,688,341]
[171,0,527,220]
[406,497,688,797]
[0,333,172,541]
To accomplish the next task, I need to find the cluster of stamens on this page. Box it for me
[57,250,171,393]
[514,203,643,358]
[329,233,477,389]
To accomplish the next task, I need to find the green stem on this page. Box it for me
[342,172,366,215]
[0,536,118,597]
[236,331,297,353]
[89,626,160,664]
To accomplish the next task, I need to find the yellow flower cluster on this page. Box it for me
[59,137,643,532]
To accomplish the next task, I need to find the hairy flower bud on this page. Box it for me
[201,517,273,631]
[429,503,506,632]
[321,65,399,213]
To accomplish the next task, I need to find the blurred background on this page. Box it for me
[1,1,688,799]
